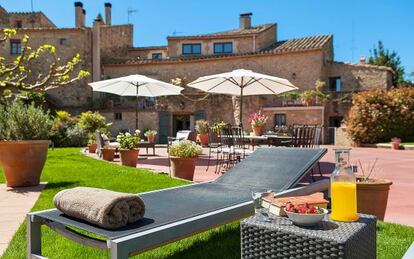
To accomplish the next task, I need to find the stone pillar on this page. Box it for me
[92,16,103,82]
[74,2,84,28]
[105,3,112,25]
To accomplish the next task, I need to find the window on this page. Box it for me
[114,112,122,121]
[274,114,286,127]
[214,42,233,54]
[10,39,22,54]
[59,38,69,46]
[15,20,22,28]
[152,53,162,60]
[329,77,342,92]
[182,43,201,55]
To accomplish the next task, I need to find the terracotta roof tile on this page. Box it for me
[262,35,333,53]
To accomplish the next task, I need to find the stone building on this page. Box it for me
[0,2,393,143]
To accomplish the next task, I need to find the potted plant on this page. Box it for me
[195,120,209,146]
[248,111,268,136]
[77,111,111,153]
[87,135,98,153]
[391,137,401,150]
[301,90,316,106]
[356,159,393,220]
[0,101,52,187]
[144,129,157,143]
[101,146,116,161]
[168,140,202,181]
[116,130,140,167]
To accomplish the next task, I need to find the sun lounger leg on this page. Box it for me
[27,214,42,258]
[110,241,129,259]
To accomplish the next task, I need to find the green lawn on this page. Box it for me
[1,148,414,258]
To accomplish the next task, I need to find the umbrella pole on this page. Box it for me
[135,83,139,130]
[239,78,244,128]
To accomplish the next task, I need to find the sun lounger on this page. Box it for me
[27,147,327,259]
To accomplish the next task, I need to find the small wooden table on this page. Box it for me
[137,141,156,156]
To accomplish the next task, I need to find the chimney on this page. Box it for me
[82,9,86,27]
[74,2,84,27]
[105,3,112,25]
[360,56,366,64]
[92,15,103,82]
[239,12,252,30]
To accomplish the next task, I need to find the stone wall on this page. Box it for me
[334,126,354,147]
[0,28,93,107]
[5,12,55,29]
[262,106,324,131]
[100,25,133,58]
[328,62,392,91]
[254,24,277,51]
[101,110,159,136]
[127,47,168,60]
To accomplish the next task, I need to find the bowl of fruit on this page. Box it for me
[284,202,328,226]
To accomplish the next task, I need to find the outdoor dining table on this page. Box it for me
[244,134,292,150]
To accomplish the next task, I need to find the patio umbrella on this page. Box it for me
[187,69,298,125]
[89,74,184,129]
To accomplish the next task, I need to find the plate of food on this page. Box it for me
[284,202,328,226]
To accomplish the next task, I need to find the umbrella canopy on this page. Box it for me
[187,69,298,124]
[89,74,184,129]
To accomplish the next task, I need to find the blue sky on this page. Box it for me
[1,0,413,76]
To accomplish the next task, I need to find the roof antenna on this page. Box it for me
[127,8,138,24]
[172,30,184,36]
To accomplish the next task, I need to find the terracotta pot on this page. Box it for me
[391,142,400,150]
[302,98,313,106]
[169,156,197,181]
[0,140,50,187]
[119,149,139,167]
[356,177,393,220]
[88,143,97,153]
[147,135,156,143]
[102,148,116,161]
[252,125,264,136]
[198,133,209,146]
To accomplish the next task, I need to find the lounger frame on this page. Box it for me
[27,179,329,259]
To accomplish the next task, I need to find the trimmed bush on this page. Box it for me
[347,88,414,144]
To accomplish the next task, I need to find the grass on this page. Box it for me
[0,148,413,258]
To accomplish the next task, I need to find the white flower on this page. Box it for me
[135,129,141,134]
[125,132,131,136]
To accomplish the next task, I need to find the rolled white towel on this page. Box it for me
[53,187,145,229]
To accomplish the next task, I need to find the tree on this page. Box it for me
[368,41,404,87]
[0,29,89,99]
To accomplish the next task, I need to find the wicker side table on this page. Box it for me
[241,214,376,259]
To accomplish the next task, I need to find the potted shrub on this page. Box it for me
[144,129,157,143]
[301,90,316,106]
[391,137,401,150]
[248,111,268,136]
[0,101,52,187]
[117,130,140,167]
[195,120,209,146]
[77,111,111,153]
[356,159,393,220]
[168,140,202,181]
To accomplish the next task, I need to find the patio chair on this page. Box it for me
[27,147,327,259]
[167,130,196,150]
[205,126,222,173]
[96,131,120,157]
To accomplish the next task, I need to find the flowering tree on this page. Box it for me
[0,29,89,98]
